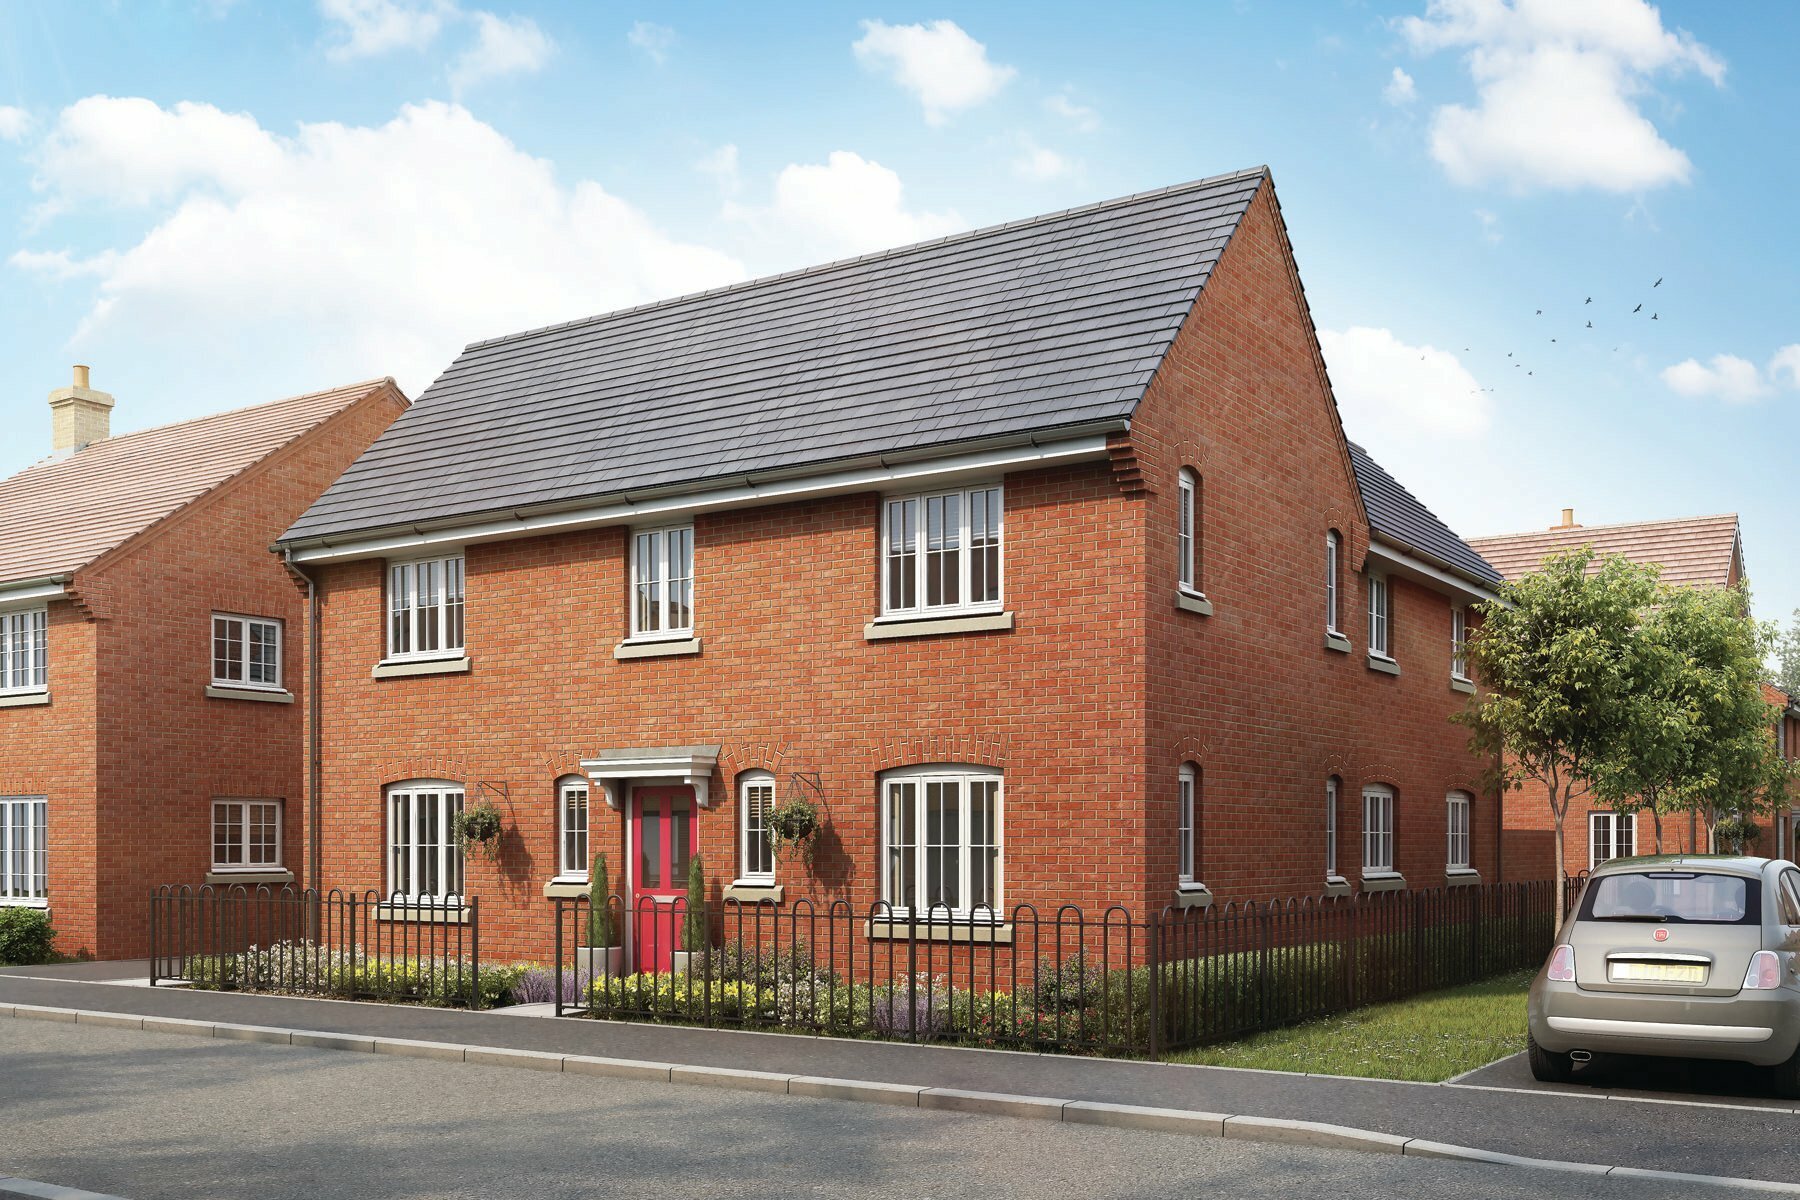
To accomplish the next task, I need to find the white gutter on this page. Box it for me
[288,434,1114,565]
[1367,539,1501,606]
[0,576,71,607]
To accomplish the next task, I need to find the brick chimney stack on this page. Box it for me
[49,365,115,455]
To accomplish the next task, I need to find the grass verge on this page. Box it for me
[1165,968,1532,1082]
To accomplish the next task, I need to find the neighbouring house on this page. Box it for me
[0,371,408,957]
[276,168,1505,967]
[1468,510,1799,875]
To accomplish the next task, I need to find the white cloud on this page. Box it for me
[1011,137,1073,183]
[754,150,963,257]
[319,0,453,60]
[1384,66,1417,105]
[1661,344,1800,403]
[852,19,1015,125]
[1045,92,1099,132]
[0,106,31,142]
[13,98,744,396]
[628,21,675,64]
[1474,208,1501,242]
[1318,326,1492,445]
[450,12,553,91]
[1399,0,1723,192]
[696,143,741,194]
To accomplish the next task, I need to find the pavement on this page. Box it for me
[2,968,1797,1188]
[2,1018,1788,1200]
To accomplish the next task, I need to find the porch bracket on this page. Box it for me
[581,745,722,810]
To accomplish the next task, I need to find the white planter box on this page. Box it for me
[576,946,624,978]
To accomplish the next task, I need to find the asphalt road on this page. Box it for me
[3,1020,1784,1200]
[1460,1047,1794,1105]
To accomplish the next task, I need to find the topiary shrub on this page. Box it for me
[681,854,708,953]
[587,851,617,947]
[0,907,55,966]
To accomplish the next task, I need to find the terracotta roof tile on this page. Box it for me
[0,380,394,587]
[1466,513,1741,589]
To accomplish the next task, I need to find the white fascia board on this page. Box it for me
[1367,539,1501,606]
[0,576,70,607]
[289,434,1114,565]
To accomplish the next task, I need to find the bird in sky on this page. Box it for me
[1633,303,1643,313]
[1551,338,1557,343]
[1586,321,1594,329]
[1507,351,1513,357]
[1654,277,1663,287]
[1652,313,1659,320]
[1535,309,1543,315]
[1585,297,1593,304]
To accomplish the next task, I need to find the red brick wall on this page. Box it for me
[2,385,406,959]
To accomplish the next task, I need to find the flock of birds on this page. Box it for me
[1440,276,1670,393]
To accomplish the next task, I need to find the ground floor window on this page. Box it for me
[0,796,47,904]
[387,783,464,903]
[880,766,1001,917]
[1446,791,1472,871]
[1363,784,1395,874]
[1177,765,1197,886]
[739,771,776,884]
[1325,776,1341,879]
[557,777,589,879]
[1589,810,1636,870]
[212,799,281,871]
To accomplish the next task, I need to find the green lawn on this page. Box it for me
[1165,969,1532,1082]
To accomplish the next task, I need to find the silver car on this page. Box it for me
[1528,855,1800,1096]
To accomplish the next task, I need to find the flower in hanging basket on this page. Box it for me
[453,802,505,862]
[767,797,820,862]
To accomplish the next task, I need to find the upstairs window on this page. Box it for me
[557,777,589,879]
[631,525,694,638]
[1177,765,1198,886]
[388,556,465,660]
[1176,470,1199,593]
[1446,791,1472,871]
[1325,532,1341,634]
[739,771,776,884]
[212,614,282,690]
[0,607,47,694]
[1367,574,1391,659]
[1363,784,1396,875]
[212,799,282,871]
[882,486,1003,617]
[880,766,1002,916]
[0,796,47,905]
[1451,607,1469,681]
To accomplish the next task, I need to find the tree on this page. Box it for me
[1459,548,1660,895]
[1775,609,1800,699]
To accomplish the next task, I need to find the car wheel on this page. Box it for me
[1527,1032,1574,1083]
[1772,1047,1800,1101]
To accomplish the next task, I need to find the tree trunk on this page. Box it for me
[1652,806,1664,854]
[1552,810,1569,936]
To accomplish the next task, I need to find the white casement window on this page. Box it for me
[1177,765,1198,886]
[1446,791,1472,871]
[1451,607,1469,681]
[882,485,1003,617]
[211,614,282,690]
[1363,784,1396,875]
[880,766,1002,917]
[0,607,48,695]
[212,799,282,871]
[739,771,776,884]
[1589,811,1637,870]
[631,525,694,638]
[387,556,465,660]
[1325,532,1341,634]
[1325,776,1341,879]
[1367,574,1391,658]
[0,797,47,905]
[1176,470,1199,593]
[386,783,465,903]
[557,777,589,880]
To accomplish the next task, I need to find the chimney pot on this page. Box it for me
[48,365,115,455]
[1561,508,1574,527]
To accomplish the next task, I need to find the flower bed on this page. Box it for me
[180,939,528,1009]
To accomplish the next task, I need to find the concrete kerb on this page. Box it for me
[8,1001,1800,1194]
[0,1177,135,1200]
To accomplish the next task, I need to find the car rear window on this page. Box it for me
[1580,871,1760,926]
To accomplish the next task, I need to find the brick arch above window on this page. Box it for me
[1168,737,1210,768]
[718,741,798,778]
[374,755,474,788]
[870,735,1007,773]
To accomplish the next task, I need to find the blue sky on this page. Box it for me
[2,1,1796,627]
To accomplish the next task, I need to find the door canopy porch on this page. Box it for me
[581,745,721,810]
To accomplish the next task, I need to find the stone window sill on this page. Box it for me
[372,656,471,679]
[864,918,1013,944]
[1175,590,1214,617]
[0,897,48,909]
[543,880,591,899]
[1325,631,1351,654]
[1360,873,1407,893]
[1323,876,1353,898]
[614,637,701,660]
[1450,677,1475,695]
[1173,884,1213,910]
[205,685,295,704]
[375,904,470,924]
[724,882,784,904]
[205,870,294,887]
[0,691,50,709]
[864,611,1014,641]
[1367,653,1401,676]
[1446,869,1483,888]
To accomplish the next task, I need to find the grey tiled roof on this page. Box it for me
[1347,442,1502,587]
[284,168,1269,543]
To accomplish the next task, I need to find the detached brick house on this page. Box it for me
[1469,511,1800,874]
[0,372,407,957]
[278,168,1506,966]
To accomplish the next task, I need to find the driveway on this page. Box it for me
[1458,1049,1795,1109]
[2,1019,1784,1200]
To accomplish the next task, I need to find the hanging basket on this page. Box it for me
[453,802,505,862]
[767,796,820,863]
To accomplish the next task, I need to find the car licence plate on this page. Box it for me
[1610,961,1706,984]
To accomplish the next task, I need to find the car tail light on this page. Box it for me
[1743,951,1782,991]
[1546,944,1576,982]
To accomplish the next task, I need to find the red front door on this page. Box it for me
[630,786,696,974]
